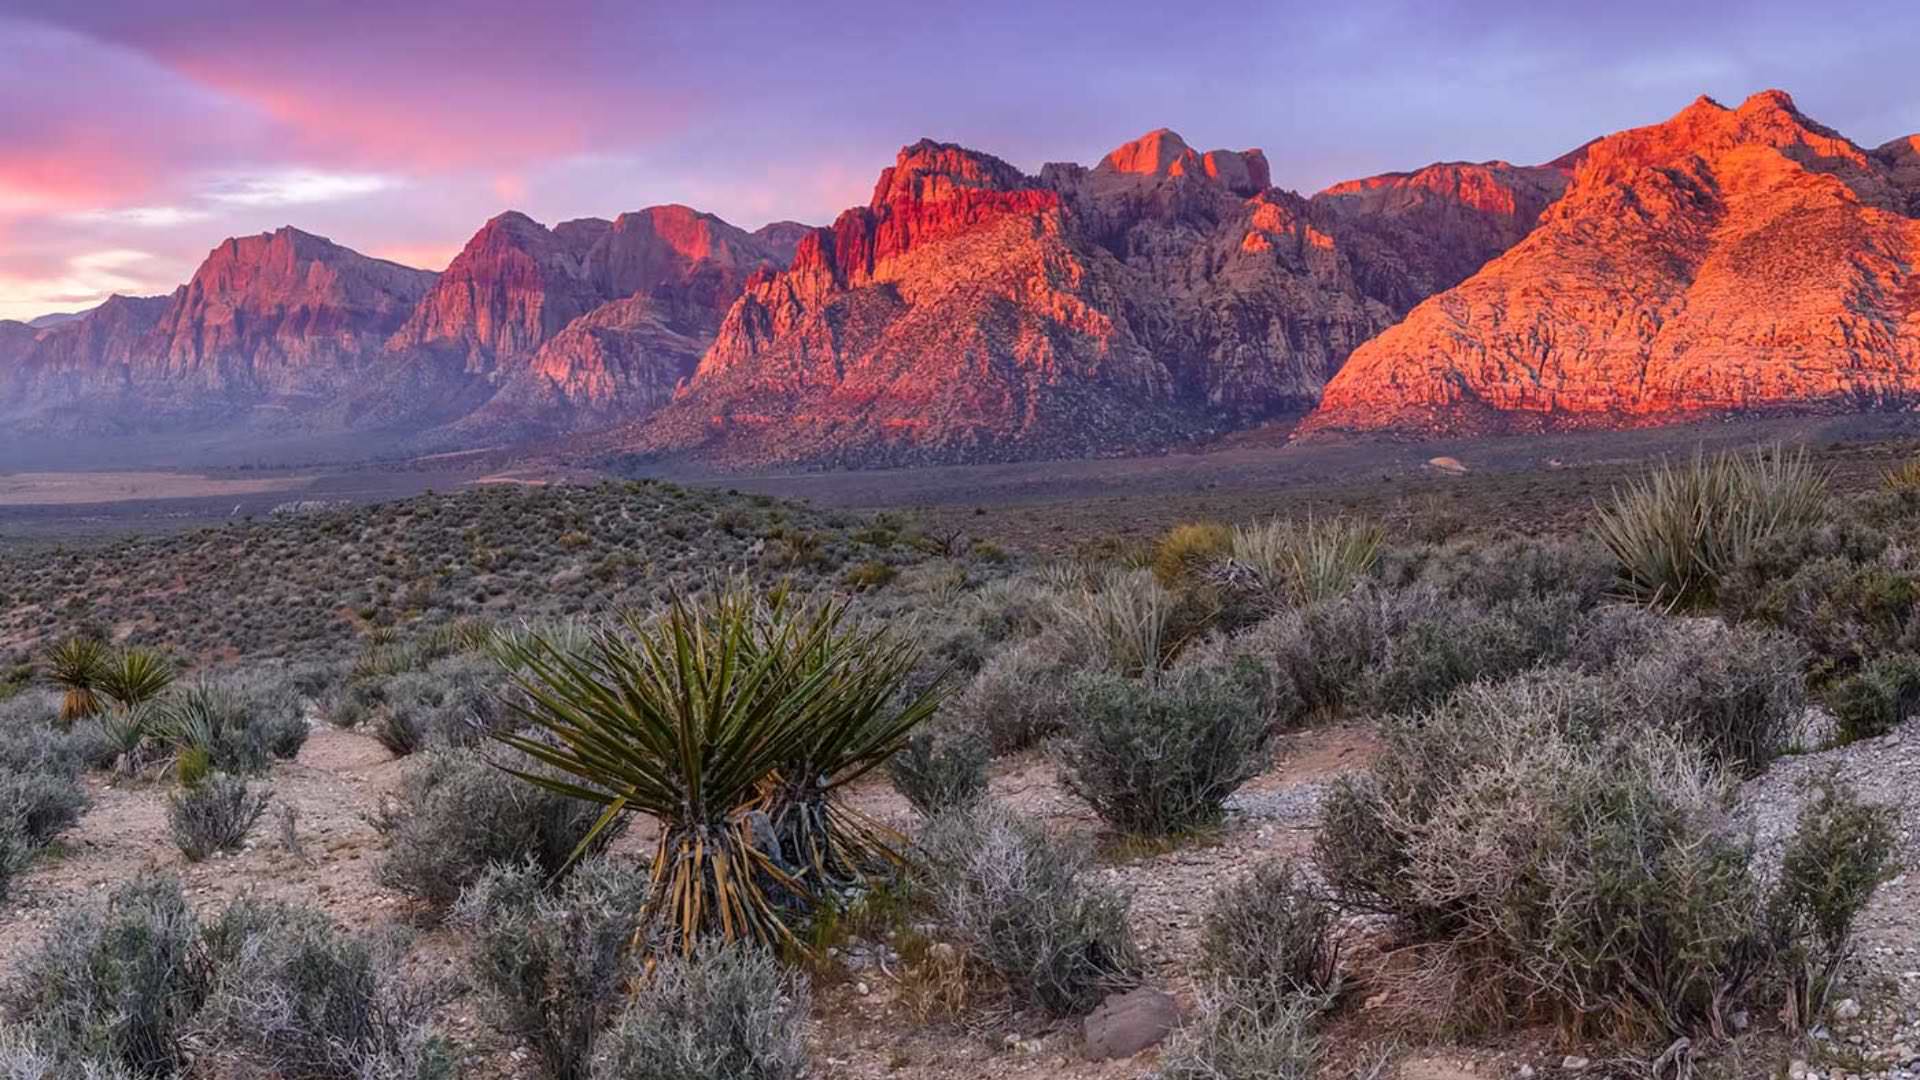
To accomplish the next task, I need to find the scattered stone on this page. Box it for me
[1561,1056,1589,1071]
[1082,986,1180,1060]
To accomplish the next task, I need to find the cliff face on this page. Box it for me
[626,128,1547,468]
[1304,91,1920,436]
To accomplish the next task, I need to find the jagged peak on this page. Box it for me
[1738,88,1801,117]
[871,139,1032,205]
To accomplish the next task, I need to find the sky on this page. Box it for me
[2,0,1918,322]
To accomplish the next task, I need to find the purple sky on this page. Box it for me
[2,0,1917,321]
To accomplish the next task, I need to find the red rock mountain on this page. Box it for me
[622,129,1557,467]
[1304,91,1920,436]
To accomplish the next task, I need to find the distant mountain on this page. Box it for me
[26,309,93,330]
[1302,91,1920,437]
[618,129,1556,468]
[11,89,1908,468]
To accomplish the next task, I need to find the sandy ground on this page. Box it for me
[0,471,312,506]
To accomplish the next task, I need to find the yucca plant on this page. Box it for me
[99,647,175,711]
[489,587,941,954]
[1592,444,1827,609]
[1228,515,1383,607]
[45,635,108,726]
[100,702,156,775]
[1051,569,1179,679]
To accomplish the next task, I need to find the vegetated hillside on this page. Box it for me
[0,443,1917,1079]
[0,480,948,664]
[1304,90,1920,437]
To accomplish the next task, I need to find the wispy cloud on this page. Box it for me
[68,205,212,227]
[201,170,397,207]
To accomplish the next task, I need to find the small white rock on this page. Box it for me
[1562,1056,1590,1071]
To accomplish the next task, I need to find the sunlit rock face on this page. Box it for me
[1303,91,1920,437]
[624,128,1552,468]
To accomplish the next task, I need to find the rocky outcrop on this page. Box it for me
[1303,91,1920,436]
[626,128,1511,468]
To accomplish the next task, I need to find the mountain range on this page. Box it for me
[4,89,1915,469]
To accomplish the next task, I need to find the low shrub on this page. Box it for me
[1152,522,1233,589]
[1826,653,1920,744]
[589,944,809,1080]
[0,769,87,900]
[0,1028,140,1079]
[1152,993,1318,1080]
[193,900,453,1080]
[5,876,205,1075]
[916,802,1141,1017]
[455,859,650,1080]
[375,749,614,913]
[154,679,307,776]
[1315,673,1895,1041]
[1618,619,1806,775]
[886,724,989,816]
[167,774,269,861]
[1056,668,1271,836]
[941,636,1077,754]
[370,658,509,756]
[1197,860,1340,1007]
[1769,774,1900,1025]
[1357,589,1584,715]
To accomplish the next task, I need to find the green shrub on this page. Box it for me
[375,749,614,914]
[916,802,1141,1017]
[589,945,809,1080]
[886,724,989,816]
[1769,774,1900,1025]
[455,859,650,1080]
[153,679,306,776]
[1593,444,1827,609]
[1315,672,1894,1041]
[192,900,453,1080]
[96,649,173,712]
[1357,589,1584,715]
[940,636,1076,754]
[166,774,269,861]
[1056,668,1272,836]
[841,559,898,591]
[1385,534,1615,610]
[1826,653,1920,744]
[1723,543,1918,681]
[1197,860,1340,1008]
[6,876,205,1076]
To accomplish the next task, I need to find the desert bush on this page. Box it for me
[940,635,1077,754]
[153,678,307,776]
[0,769,87,849]
[1152,993,1318,1080]
[1826,653,1920,744]
[1593,444,1827,608]
[1385,533,1615,610]
[192,900,453,1080]
[1357,589,1584,715]
[0,1027,140,1079]
[167,774,269,861]
[5,876,205,1076]
[589,944,809,1080]
[916,802,1141,1016]
[489,586,942,952]
[1880,456,1920,490]
[886,724,989,816]
[375,749,613,914]
[1225,514,1384,607]
[1198,860,1340,1008]
[1056,668,1271,835]
[1618,619,1806,775]
[1315,673,1894,1041]
[1051,568,1181,679]
[455,858,650,1080]
[370,657,509,756]
[1722,539,1918,681]
[1769,774,1900,1026]
[1152,522,1233,588]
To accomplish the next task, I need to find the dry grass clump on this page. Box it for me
[1593,444,1827,609]
[1197,860,1341,1006]
[1152,522,1233,588]
[1225,514,1384,608]
[1050,568,1181,679]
